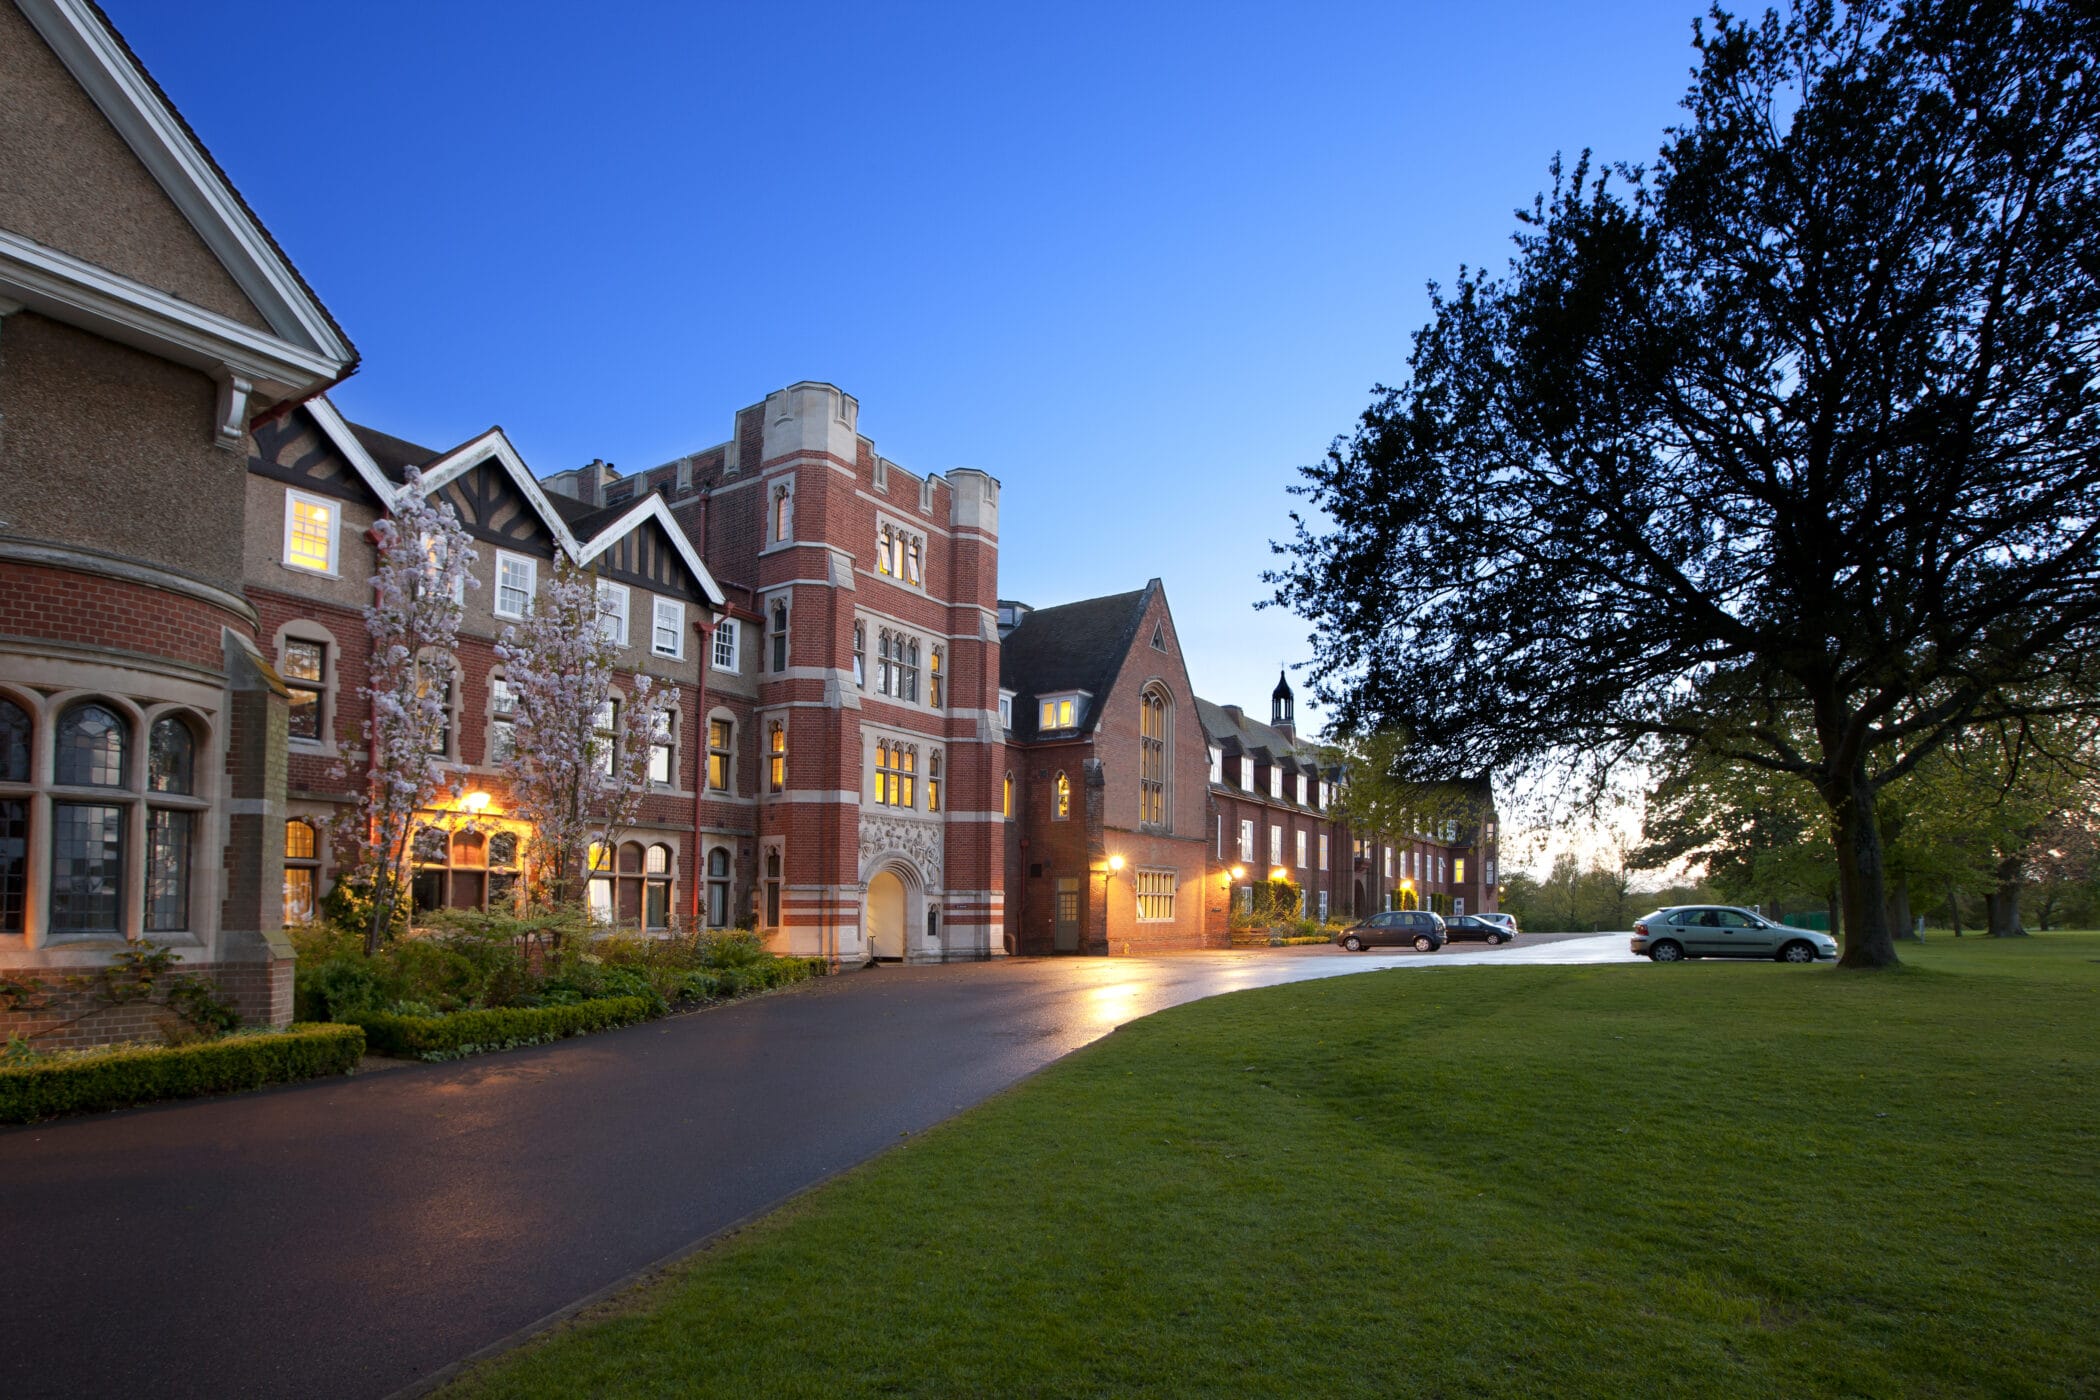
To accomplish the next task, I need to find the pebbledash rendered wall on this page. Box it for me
[0,318,296,1045]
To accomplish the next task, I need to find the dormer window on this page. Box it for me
[998,691,1015,730]
[1268,766,1282,801]
[1037,693,1085,731]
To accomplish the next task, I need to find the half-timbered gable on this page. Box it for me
[247,403,392,508]
[587,511,717,605]
[433,460,562,559]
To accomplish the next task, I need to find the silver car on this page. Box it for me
[1630,906,1837,963]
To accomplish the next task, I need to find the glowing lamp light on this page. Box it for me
[1269,866,1289,882]
[1228,864,1246,882]
[1400,878,1416,891]
[1107,854,1126,872]
[460,790,492,813]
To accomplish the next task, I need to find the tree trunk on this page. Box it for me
[1827,763,1900,968]
[1946,878,1964,937]
[1986,856,2027,937]
[1888,874,1917,941]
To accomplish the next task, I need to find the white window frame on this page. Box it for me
[1296,829,1308,870]
[712,618,740,672]
[598,580,630,646]
[1238,819,1255,863]
[1319,833,1329,871]
[998,692,1014,729]
[653,597,686,659]
[1269,824,1283,865]
[282,488,339,576]
[1208,746,1222,786]
[494,551,537,619]
[1268,767,1282,800]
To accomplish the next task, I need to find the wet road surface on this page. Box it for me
[0,936,1636,1399]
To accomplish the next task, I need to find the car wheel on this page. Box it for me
[1485,932,1503,945]
[1413,934,1435,953]
[1342,934,1365,952]
[1779,940,1816,964]
[1650,939,1685,963]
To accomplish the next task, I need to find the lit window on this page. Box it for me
[597,580,630,646]
[284,818,320,924]
[930,647,943,709]
[713,619,740,672]
[874,740,916,808]
[1140,688,1168,827]
[1053,771,1070,820]
[495,552,536,618]
[928,751,942,813]
[653,598,685,659]
[769,720,786,792]
[1319,834,1330,871]
[1039,697,1078,730]
[1454,857,1466,884]
[283,490,337,574]
[708,717,733,792]
[1003,771,1014,819]
[1135,869,1174,922]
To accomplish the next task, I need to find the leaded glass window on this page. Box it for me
[56,702,127,787]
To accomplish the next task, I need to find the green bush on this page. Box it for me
[0,1023,365,1124]
[344,996,655,1061]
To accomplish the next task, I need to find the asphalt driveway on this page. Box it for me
[0,936,1634,1399]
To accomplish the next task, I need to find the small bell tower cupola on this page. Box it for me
[1271,668,1295,738]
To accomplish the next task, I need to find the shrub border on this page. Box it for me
[0,1023,367,1124]
[344,996,656,1061]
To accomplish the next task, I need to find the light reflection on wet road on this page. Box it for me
[0,935,1637,1400]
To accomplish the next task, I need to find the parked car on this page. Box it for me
[1477,912,1518,936]
[1336,910,1446,953]
[1443,915,1513,945]
[1630,906,1838,963]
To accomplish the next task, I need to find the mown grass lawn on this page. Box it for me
[449,934,2100,1399]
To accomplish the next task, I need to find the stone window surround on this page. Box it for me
[0,682,218,951]
[273,620,343,758]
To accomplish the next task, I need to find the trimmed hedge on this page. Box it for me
[0,1023,366,1124]
[344,995,655,1061]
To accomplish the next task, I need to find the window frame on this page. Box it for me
[281,487,340,576]
[596,579,631,646]
[712,619,740,673]
[652,597,686,659]
[494,550,537,619]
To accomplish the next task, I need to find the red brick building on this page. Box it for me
[998,582,1222,954]
[1201,676,1502,923]
[552,382,1007,964]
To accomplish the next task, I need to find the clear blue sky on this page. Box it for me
[114,0,1709,734]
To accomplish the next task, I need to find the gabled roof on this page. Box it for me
[4,0,355,400]
[998,584,1153,741]
[308,406,726,611]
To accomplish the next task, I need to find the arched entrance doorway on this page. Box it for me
[867,868,908,960]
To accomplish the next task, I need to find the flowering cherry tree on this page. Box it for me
[496,554,673,912]
[351,470,477,952]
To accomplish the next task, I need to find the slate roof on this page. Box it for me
[1195,696,1330,775]
[347,422,439,483]
[997,584,1154,741]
